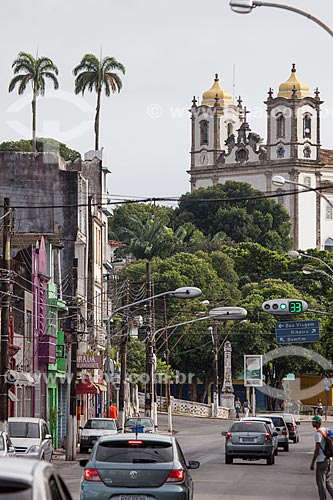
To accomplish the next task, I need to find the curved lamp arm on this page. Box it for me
[230,1,333,38]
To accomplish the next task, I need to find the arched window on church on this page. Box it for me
[227,123,233,137]
[303,113,312,138]
[326,202,333,221]
[200,120,209,145]
[276,189,285,205]
[276,113,285,139]
[324,238,333,252]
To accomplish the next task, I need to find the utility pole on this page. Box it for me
[209,322,219,418]
[0,198,11,431]
[66,258,78,460]
[163,297,172,433]
[145,262,154,418]
[118,279,129,429]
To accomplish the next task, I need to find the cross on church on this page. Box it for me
[243,106,250,123]
[237,96,243,108]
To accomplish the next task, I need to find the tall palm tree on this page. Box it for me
[73,54,125,150]
[9,52,59,152]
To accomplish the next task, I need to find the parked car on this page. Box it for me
[79,418,119,453]
[79,433,200,500]
[0,457,72,499]
[282,413,300,443]
[8,417,53,461]
[0,431,16,457]
[124,416,156,433]
[241,417,279,455]
[222,420,277,465]
[259,414,290,451]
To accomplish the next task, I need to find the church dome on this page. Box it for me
[277,64,310,99]
[201,74,233,106]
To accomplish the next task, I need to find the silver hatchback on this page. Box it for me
[222,420,277,465]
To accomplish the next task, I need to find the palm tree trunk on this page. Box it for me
[95,90,101,150]
[32,93,37,153]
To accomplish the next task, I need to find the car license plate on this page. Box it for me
[241,437,255,442]
[120,497,147,500]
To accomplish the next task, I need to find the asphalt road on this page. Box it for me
[54,414,320,500]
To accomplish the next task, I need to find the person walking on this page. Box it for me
[234,398,241,419]
[243,399,250,418]
[310,415,333,500]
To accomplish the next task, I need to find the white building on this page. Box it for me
[188,66,333,251]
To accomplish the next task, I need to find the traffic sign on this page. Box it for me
[275,320,320,344]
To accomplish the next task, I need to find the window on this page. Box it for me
[303,176,311,187]
[324,238,333,252]
[303,146,311,158]
[200,120,208,145]
[276,189,285,205]
[48,311,56,337]
[326,204,333,220]
[277,145,285,158]
[95,440,173,463]
[227,122,233,137]
[303,113,311,138]
[276,114,285,139]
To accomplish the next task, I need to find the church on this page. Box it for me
[188,65,333,251]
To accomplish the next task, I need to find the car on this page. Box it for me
[259,414,290,451]
[222,420,277,465]
[8,417,53,461]
[0,431,16,457]
[124,416,156,433]
[241,417,279,455]
[0,457,72,499]
[79,418,119,453]
[282,413,301,443]
[79,433,200,500]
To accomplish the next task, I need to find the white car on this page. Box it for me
[8,417,53,461]
[0,431,16,457]
[79,418,119,453]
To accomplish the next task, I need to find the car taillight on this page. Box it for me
[265,432,271,440]
[84,468,102,482]
[226,432,232,440]
[128,440,143,445]
[282,427,288,436]
[166,469,185,483]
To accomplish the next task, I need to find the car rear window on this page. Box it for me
[231,422,267,433]
[84,420,117,431]
[265,417,285,427]
[125,419,153,427]
[8,422,39,438]
[0,480,32,499]
[283,415,293,423]
[95,440,173,463]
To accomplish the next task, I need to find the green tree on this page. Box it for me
[174,182,292,252]
[0,138,80,161]
[9,52,59,152]
[73,54,125,150]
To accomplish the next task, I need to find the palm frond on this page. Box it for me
[8,74,30,93]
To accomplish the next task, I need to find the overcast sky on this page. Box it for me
[1,1,333,202]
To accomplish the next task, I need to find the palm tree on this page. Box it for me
[73,54,125,150]
[9,52,59,152]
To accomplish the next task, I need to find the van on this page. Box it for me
[8,417,53,461]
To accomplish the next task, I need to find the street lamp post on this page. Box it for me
[272,175,333,210]
[289,250,333,274]
[229,1,333,38]
[105,286,202,428]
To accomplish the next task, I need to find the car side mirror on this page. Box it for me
[45,434,52,440]
[273,432,278,437]
[187,460,200,469]
[296,421,301,425]
[154,424,158,429]
[79,459,89,467]
[221,431,227,436]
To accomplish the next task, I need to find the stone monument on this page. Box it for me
[221,341,235,416]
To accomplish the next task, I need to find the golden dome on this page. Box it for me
[277,64,310,99]
[201,74,233,106]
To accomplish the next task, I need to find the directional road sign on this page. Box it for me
[275,320,320,344]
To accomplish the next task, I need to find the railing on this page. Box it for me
[138,393,230,419]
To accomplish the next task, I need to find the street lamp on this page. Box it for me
[302,266,333,282]
[229,1,333,38]
[105,286,202,427]
[289,250,333,275]
[272,175,333,210]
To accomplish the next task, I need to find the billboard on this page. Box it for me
[244,355,263,387]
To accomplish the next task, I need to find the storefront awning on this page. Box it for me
[7,370,35,387]
[76,379,100,395]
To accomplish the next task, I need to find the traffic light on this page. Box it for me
[262,298,308,315]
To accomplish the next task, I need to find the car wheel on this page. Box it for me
[283,443,289,452]
[225,454,233,464]
[267,453,274,465]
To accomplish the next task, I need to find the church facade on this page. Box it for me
[188,66,333,251]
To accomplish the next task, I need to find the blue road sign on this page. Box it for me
[275,320,320,344]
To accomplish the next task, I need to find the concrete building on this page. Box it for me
[188,65,333,250]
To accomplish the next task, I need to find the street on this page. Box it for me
[54,414,319,500]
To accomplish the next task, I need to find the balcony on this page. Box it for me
[38,334,57,364]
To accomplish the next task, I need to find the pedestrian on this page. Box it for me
[243,399,250,418]
[310,415,333,500]
[235,398,241,419]
[317,399,324,416]
[109,404,118,419]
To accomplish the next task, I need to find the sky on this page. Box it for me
[1,0,333,202]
